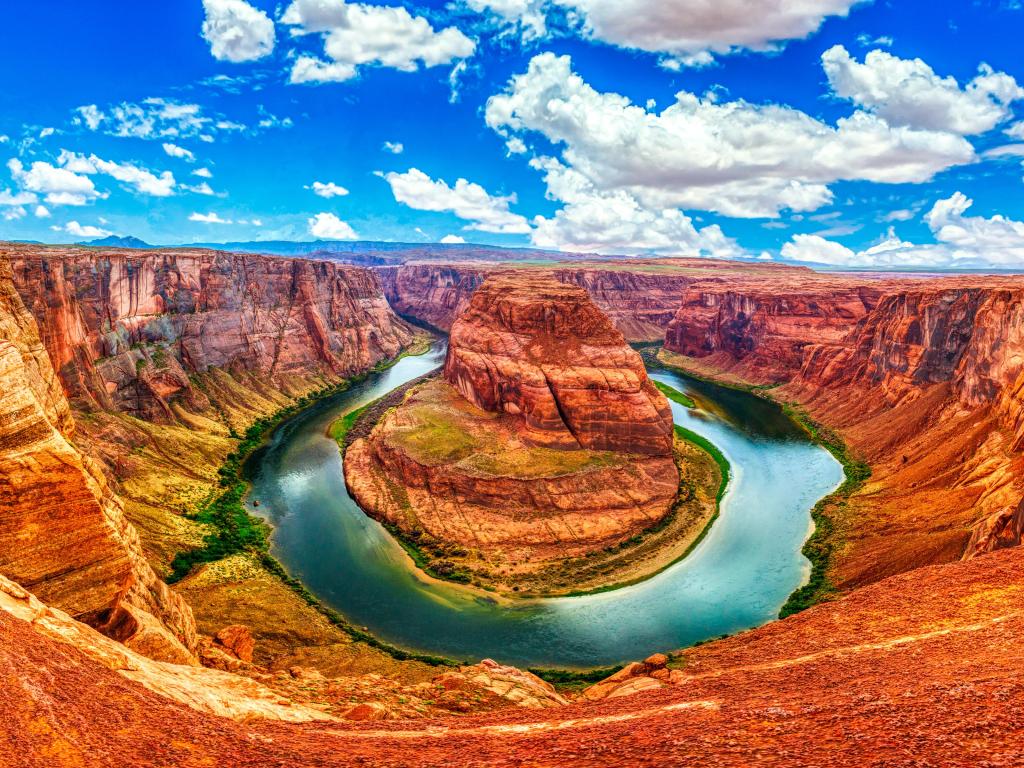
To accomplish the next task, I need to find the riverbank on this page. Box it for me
[336,375,726,599]
[169,335,465,673]
[654,348,869,616]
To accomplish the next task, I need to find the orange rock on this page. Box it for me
[215,625,255,664]
[444,273,674,455]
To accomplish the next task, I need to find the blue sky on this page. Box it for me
[1,0,1023,267]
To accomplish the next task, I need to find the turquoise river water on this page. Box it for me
[246,342,843,669]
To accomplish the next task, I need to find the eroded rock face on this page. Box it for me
[444,274,674,455]
[347,273,679,568]
[7,246,414,421]
[663,275,1024,585]
[0,255,196,662]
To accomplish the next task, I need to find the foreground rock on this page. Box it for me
[0,255,195,663]
[346,274,680,583]
[3,541,1023,766]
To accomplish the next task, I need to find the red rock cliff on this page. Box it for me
[380,260,803,342]
[8,246,414,421]
[0,255,196,663]
[664,275,1024,585]
[444,273,674,455]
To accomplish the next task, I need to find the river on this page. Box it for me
[245,342,843,669]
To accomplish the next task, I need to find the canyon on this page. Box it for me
[3,244,1024,765]
[344,274,709,592]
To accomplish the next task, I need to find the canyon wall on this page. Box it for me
[0,255,196,663]
[8,246,414,421]
[380,260,805,341]
[663,276,1024,585]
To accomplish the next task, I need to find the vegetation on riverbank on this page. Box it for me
[167,337,462,669]
[655,380,696,408]
[778,403,870,618]
[650,348,871,618]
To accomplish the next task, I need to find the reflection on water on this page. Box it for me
[246,342,843,668]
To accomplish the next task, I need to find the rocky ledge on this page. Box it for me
[345,274,696,592]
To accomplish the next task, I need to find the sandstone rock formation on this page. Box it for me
[347,274,679,571]
[0,255,196,663]
[379,259,808,341]
[7,245,414,421]
[444,274,674,454]
[3,539,1023,766]
[663,274,1024,587]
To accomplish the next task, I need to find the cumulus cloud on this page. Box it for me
[527,157,742,257]
[201,0,275,63]
[0,188,38,207]
[309,211,359,239]
[782,192,1024,267]
[189,211,232,224]
[8,158,101,206]
[282,0,476,84]
[163,143,195,161]
[823,45,1024,135]
[382,168,531,234]
[56,151,176,197]
[192,167,214,178]
[486,53,975,220]
[382,141,404,154]
[440,234,466,243]
[307,180,349,197]
[61,221,113,239]
[34,205,50,218]
[475,0,861,58]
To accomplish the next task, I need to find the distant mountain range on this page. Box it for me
[78,235,153,249]
[69,236,578,265]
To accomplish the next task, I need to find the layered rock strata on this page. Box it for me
[663,275,1024,586]
[347,274,679,568]
[444,274,675,454]
[0,255,196,663]
[7,245,414,421]
[378,259,809,341]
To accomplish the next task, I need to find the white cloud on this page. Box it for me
[184,182,217,196]
[56,151,176,197]
[856,33,893,48]
[783,192,1024,267]
[0,135,9,144]
[466,0,547,40]
[309,211,359,239]
[1005,122,1024,140]
[39,127,55,139]
[527,156,741,257]
[163,143,195,161]
[189,212,233,224]
[383,141,404,154]
[74,105,105,130]
[382,167,531,234]
[440,234,466,244]
[192,167,214,178]
[34,205,50,218]
[0,188,38,207]
[495,0,861,58]
[307,180,349,197]
[8,158,101,206]
[823,45,1024,135]
[201,0,275,63]
[62,221,113,239]
[3,207,26,221]
[74,98,254,141]
[486,53,975,219]
[282,0,475,84]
